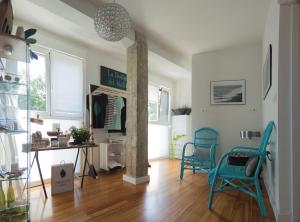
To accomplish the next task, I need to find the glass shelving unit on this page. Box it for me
[0,33,30,222]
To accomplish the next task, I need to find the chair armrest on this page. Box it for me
[182,142,194,157]
[231,146,259,152]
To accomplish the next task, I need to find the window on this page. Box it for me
[18,47,84,119]
[148,84,170,124]
[159,88,170,124]
[50,51,83,118]
[18,53,48,112]
[148,85,159,122]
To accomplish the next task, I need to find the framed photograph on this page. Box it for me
[210,80,246,105]
[263,44,272,100]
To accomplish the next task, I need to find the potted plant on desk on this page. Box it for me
[70,127,90,145]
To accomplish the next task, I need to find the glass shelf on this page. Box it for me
[0,128,27,135]
[0,33,30,222]
[0,203,28,213]
[0,177,28,182]
[0,168,28,181]
[0,88,27,95]
[0,81,27,86]
[0,204,28,222]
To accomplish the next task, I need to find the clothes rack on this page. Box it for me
[88,84,127,167]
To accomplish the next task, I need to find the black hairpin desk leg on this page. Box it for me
[81,147,88,188]
[74,148,80,172]
[35,151,48,198]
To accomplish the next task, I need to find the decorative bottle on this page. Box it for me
[7,180,15,208]
[0,181,5,210]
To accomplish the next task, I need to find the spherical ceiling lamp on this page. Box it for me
[94,2,131,42]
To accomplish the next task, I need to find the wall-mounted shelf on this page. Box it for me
[0,33,27,62]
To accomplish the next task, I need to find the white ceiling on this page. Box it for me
[12,0,270,80]
[90,0,270,57]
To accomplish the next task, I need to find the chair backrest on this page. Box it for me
[254,121,274,177]
[193,127,219,148]
[258,121,274,155]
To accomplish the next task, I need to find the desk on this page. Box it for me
[30,144,98,199]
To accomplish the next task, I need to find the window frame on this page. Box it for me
[50,49,85,120]
[158,86,171,125]
[28,46,85,121]
[148,83,171,125]
[27,46,51,117]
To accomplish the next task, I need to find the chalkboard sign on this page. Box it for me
[100,66,127,90]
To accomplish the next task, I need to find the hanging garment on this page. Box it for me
[110,96,124,130]
[120,98,126,132]
[105,95,117,128]
[91,94,108,128]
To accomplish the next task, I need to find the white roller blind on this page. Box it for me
[50,51,83,118]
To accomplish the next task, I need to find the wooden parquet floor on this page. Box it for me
[30,159,275,222]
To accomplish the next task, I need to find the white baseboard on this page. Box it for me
[263,179,293,222]
[122,174,150,185]
[277,212,292,222]
[263,178,278,219]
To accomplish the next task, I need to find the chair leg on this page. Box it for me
[219,178,226,191]
[255,179,267,218]
[208,175,218,209]
[193,165,195,174]
[180,158,185,179]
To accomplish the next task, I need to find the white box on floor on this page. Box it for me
[51,163,74,195]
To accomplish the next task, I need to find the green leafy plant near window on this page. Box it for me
[170,134,186,159]
[70,127,90,145]
[18,76,46,111]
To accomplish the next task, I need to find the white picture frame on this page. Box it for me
[210,80,246,105]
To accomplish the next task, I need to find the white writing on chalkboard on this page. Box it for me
[101,66,127,90]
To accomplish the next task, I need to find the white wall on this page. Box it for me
[290,4,300,222]
[262,1,300,221]
[261,1,281,218]
[192,43,262,159]
[175,78,191,108]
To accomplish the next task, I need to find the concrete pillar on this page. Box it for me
[123,31,149,185]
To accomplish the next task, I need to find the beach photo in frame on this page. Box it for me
[263,44,272,100]
[210,80,246,105]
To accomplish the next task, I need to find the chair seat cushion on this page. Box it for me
[183,156,211,169]
[209,164,252,180]
[184,155,210,161]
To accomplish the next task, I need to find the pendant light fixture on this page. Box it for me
[94,1,131,42]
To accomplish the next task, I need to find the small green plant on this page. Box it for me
[24,28,38,61]
[70,127,90,145]
[170,134,186,159]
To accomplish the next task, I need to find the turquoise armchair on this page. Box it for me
[208,121,274,218]
[180,127,219,179]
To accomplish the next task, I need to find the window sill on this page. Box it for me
[149,122,171,127]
